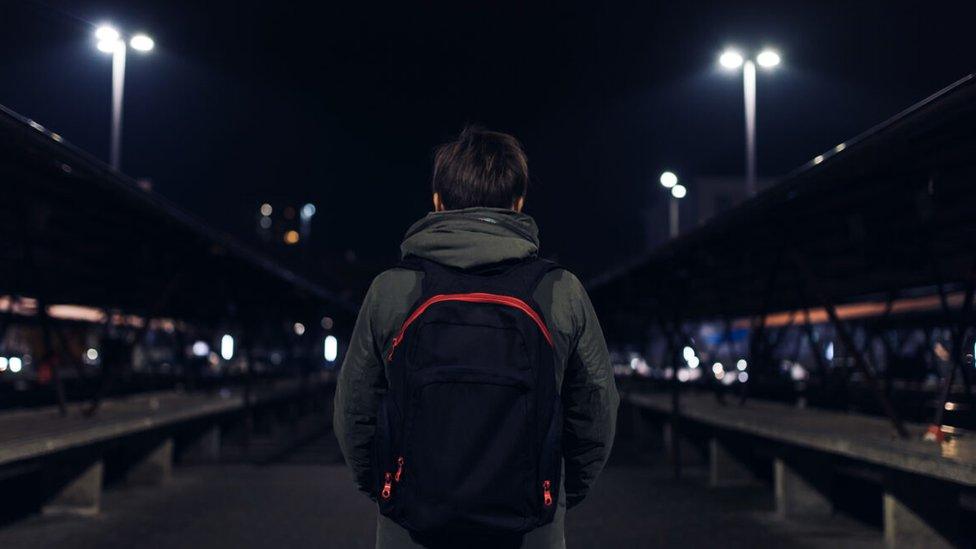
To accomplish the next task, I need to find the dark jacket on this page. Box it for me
[334,207,619,548]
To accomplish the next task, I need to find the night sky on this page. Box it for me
[2,0,975,287]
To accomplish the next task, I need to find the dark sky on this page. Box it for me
[2,0,975,285]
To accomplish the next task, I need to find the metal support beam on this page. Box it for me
[931,272,975,429]
[84,272,184,417]
[801,307,829,381]
[654,274,689,480]
[741,248,784,405]
[36,301,67,417]
[872,292,899,398]
[741,311,768,405]
[19,210,69,416]
[791,252,909,438]
[657,316,682,479]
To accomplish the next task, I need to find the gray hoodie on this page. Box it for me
[334,207,619,549]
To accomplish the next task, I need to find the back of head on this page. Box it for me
[432,126,529,210]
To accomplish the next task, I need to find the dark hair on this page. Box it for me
[431,126,529,210]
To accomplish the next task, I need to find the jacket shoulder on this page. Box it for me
[363,267,425,346]
[534,267,590,338]
[368,266,423,295]
[539,267,587,302]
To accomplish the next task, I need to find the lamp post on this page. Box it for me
[659,171,686,239]
[95,25,154,171]
[718,48,781,196]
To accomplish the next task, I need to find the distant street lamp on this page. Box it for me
[95,25,154,170]
[718,48,781,196]
[659,171,685,239]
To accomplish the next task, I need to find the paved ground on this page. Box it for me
[0,426,883,548]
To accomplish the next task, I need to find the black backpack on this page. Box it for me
[373,256,562,535]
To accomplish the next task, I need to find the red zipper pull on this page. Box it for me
[381,472,393,500]
[386,336,401,361]
[543,480,553,507]
[394,456,404,482]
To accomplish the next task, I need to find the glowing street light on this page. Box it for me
[659,171,685,239]
[95,25,119,45]
[129,34,155,52]
[96,39,120,54]
[718,47,782,196]
[659,171,678,189]
[756,49,780,68]
[94,24,155,170]
[719,50,744,69]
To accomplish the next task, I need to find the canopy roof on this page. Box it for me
[590,75,976,334]
[0,104,356,326]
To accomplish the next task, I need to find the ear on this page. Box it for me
[433,192,445,212]
[513,196,525,213]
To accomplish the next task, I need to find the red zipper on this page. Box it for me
[387,293,553,361]
[394,456,404,483]
[381,472,393,500]
[543,479,553,507]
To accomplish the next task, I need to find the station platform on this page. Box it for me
[625,390,976,486]
[0,383,970,547]
[0,422,883,548]
[0,377,330,467]
[623,389,976,547]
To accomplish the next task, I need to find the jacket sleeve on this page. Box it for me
[333,279,388,497]
[560,276,620,509]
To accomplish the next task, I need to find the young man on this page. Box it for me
[334,126,619,549]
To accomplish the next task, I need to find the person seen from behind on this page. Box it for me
[335,126,619,549]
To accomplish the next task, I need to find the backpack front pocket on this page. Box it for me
[403,366,535,532]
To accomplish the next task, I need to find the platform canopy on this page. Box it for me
[0,104,356,326]
[589,75,976,337]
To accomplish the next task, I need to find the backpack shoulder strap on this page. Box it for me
[397,256,457,294]
[508,257,563,296]
[396,255,562,297]
[469,257,563,303]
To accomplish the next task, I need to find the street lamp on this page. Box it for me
[659,171,686,238]
[718,47,781,196]
[95,25,154,171]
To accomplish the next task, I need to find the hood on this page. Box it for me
[400,207,540,270]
